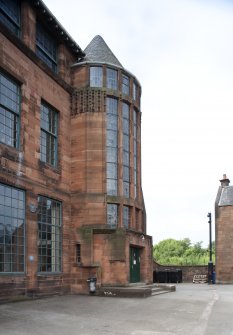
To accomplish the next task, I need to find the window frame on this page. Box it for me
[0,183,25,274]
[76,243,81,264]
[40,101,58,167]
[106,97,118,196]
[123,205,130,229]
[0,0,21,36]
[122,102,130,198]
[107,203,118,228]
[106,68,118,90]
[36,22,57,73]
[122,74,130,96]
[90,66,103,88]
[133,109,138,198]
[0,71,20,149]
[37,195,62,273]
[133,82,137,100]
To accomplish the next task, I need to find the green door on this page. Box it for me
[130,247,140,283]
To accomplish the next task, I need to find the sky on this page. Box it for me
[44,0,233,247]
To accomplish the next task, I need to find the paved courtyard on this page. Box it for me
[0,284,233,335]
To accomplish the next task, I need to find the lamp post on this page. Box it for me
[207,212,213,284]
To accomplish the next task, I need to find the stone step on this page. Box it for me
[96,283,176,298]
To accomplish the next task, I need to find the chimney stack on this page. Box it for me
[220,174,230,187]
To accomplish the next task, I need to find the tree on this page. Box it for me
[153,238,215,265]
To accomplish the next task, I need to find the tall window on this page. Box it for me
[123,206,130,229]
[0,183,25,273]
[107,204,118,228]
[36,22,57,72]
[40,102,58,167]
[0,71,20,148]
[133,109,138,198]
[106,68,118,90]
[122,74,129,95]
[122,103,130,197]
[38,196,62,272]
[106,98,118,195]
[90,67,103,87]
[133,82,137,100]
[0,0,20,36]
[76,243,81,264]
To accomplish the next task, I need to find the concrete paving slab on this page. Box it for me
[0,284,233,335]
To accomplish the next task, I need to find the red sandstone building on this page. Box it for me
[215,175,233,284]
[0,0,153,299]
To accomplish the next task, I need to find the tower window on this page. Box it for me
[106,68,118,90]
[122,102,130,197]
[133,109,138,198]
[107,204,118,228]
[90,67,103,87]
[122,74,129,95]
[133,82,137,100]
[106,97,118,195]
[123,206,130,229]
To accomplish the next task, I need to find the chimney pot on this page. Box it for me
[220,174,230,187]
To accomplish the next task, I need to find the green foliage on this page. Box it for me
[153,238,215,265]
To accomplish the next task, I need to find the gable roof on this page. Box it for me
[84,35,123,68]
[218,186,233,206]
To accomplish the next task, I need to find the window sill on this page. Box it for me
[37,272,62,276]
[38,160,61,178]
[0,272,25,276]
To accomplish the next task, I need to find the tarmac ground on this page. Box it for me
[0,283,233,335]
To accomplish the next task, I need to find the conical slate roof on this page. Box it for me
[84,35,123,68]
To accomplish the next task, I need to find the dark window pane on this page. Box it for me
[0,183,25,273]
[40,102,58,166]
[0,0,20,36]
[36,23,57,72]
[0,72,20,148]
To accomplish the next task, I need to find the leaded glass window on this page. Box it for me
[107,204,118,228]
[0,71,20,148]
[38,196,62,272]
[106,98,118,195]
[40,102,58,166]
[133,82,137,100]
[123,206,130,229]
[122,103,130,197]
[0,183,25,273]
[90,67,103,87]
[122,74,129,95]
[134,109,137,198]
[107,68,118,90]
[0,0,20,36]
[76,243,81,264]
[36,22,57,72]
